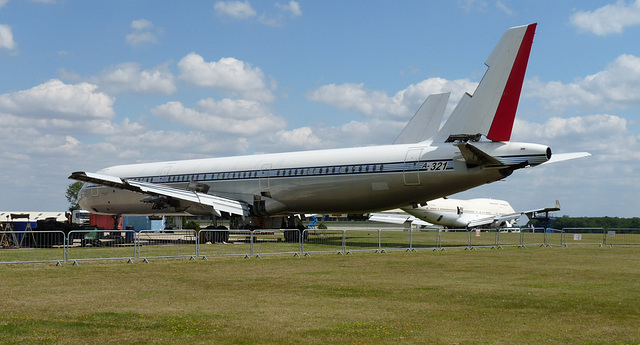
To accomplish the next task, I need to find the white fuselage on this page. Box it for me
[401,198,517,228]
[78,140,550,217]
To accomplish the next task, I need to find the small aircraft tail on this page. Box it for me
[433,23,537,142]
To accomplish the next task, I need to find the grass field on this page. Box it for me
[1,246,639,344]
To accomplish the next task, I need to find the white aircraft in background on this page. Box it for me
[369,198,561,229]
[70,23,589,230]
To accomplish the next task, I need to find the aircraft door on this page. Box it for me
[259,163,272,192]
[403,148,422,185]
[159,164,173,183]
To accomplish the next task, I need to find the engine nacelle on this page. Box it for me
[473,141,551,167]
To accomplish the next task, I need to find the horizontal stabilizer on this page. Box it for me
[69,171,249,217]
[456,143,504,168]
[540,152,591,165]
[394,92,450,144]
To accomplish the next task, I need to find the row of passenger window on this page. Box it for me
[131,164,387,184]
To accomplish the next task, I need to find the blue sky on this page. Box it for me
[0,0,638,218]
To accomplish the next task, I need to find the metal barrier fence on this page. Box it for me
[604,228,640,246]
[2,227,639,265]
[67,230,137,264]
[0,230,66,265]
[137,230,198,261]
[561,228,606,246]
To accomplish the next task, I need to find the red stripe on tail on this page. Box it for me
[487,23,536,141]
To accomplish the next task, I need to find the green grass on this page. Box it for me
[1,246,639,344]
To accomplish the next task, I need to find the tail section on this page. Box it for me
[394,92,450,144]
[433,23,536,142]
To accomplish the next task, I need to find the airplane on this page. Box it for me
[369,198,561,229]
[70,23,590,234]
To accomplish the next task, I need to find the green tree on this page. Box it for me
[66,181,84,211]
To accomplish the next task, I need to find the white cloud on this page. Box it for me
[307,77,477,119]
[152,98,286,135]
[457,0,488,12]
[126,19,161,47]
[126,32,157,47]
[178,53,275,102]
[0,24,15,50]
[0,0,9,9]
[570,0,640,35]
[259,1,302,27]
[495,1,514,16]
[96,62,176,94]
[214,0,300,26]
[276,1,302,17]
[104,129,251,160]
[525,54,640,111]
[273,127,325,150]
[0,79,115,120]
[513,114,640,161]
[214,1,256,19]
[130,19,153,30]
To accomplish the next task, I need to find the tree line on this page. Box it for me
[531,216,640,229]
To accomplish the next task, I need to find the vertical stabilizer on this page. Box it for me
[394,92,450,144]
[433,23,536,142]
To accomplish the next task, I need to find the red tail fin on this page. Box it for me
[486,23,536,141]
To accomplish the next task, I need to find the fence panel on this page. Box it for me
[604,228,640,245]
[252,229,301,256]
[198,229,251,257]
[409,229,439,250]
[0,231,66,264]
[521,228,546,247]
[562,228,605,246]
[66,230,136,263]
[137,230,197,260]
[543,229,564,247]
[468,229,498,248]
[439,229,471,248]
[496,229,522,248]
[379,229,411,251]
[303,229,344,254]
[344,229,380,253]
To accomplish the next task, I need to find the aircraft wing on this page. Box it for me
[368,212,432,226]
[522,200,561,218]
[467,213,521,228]
[69,171,249,217]
[465,200,561,228]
